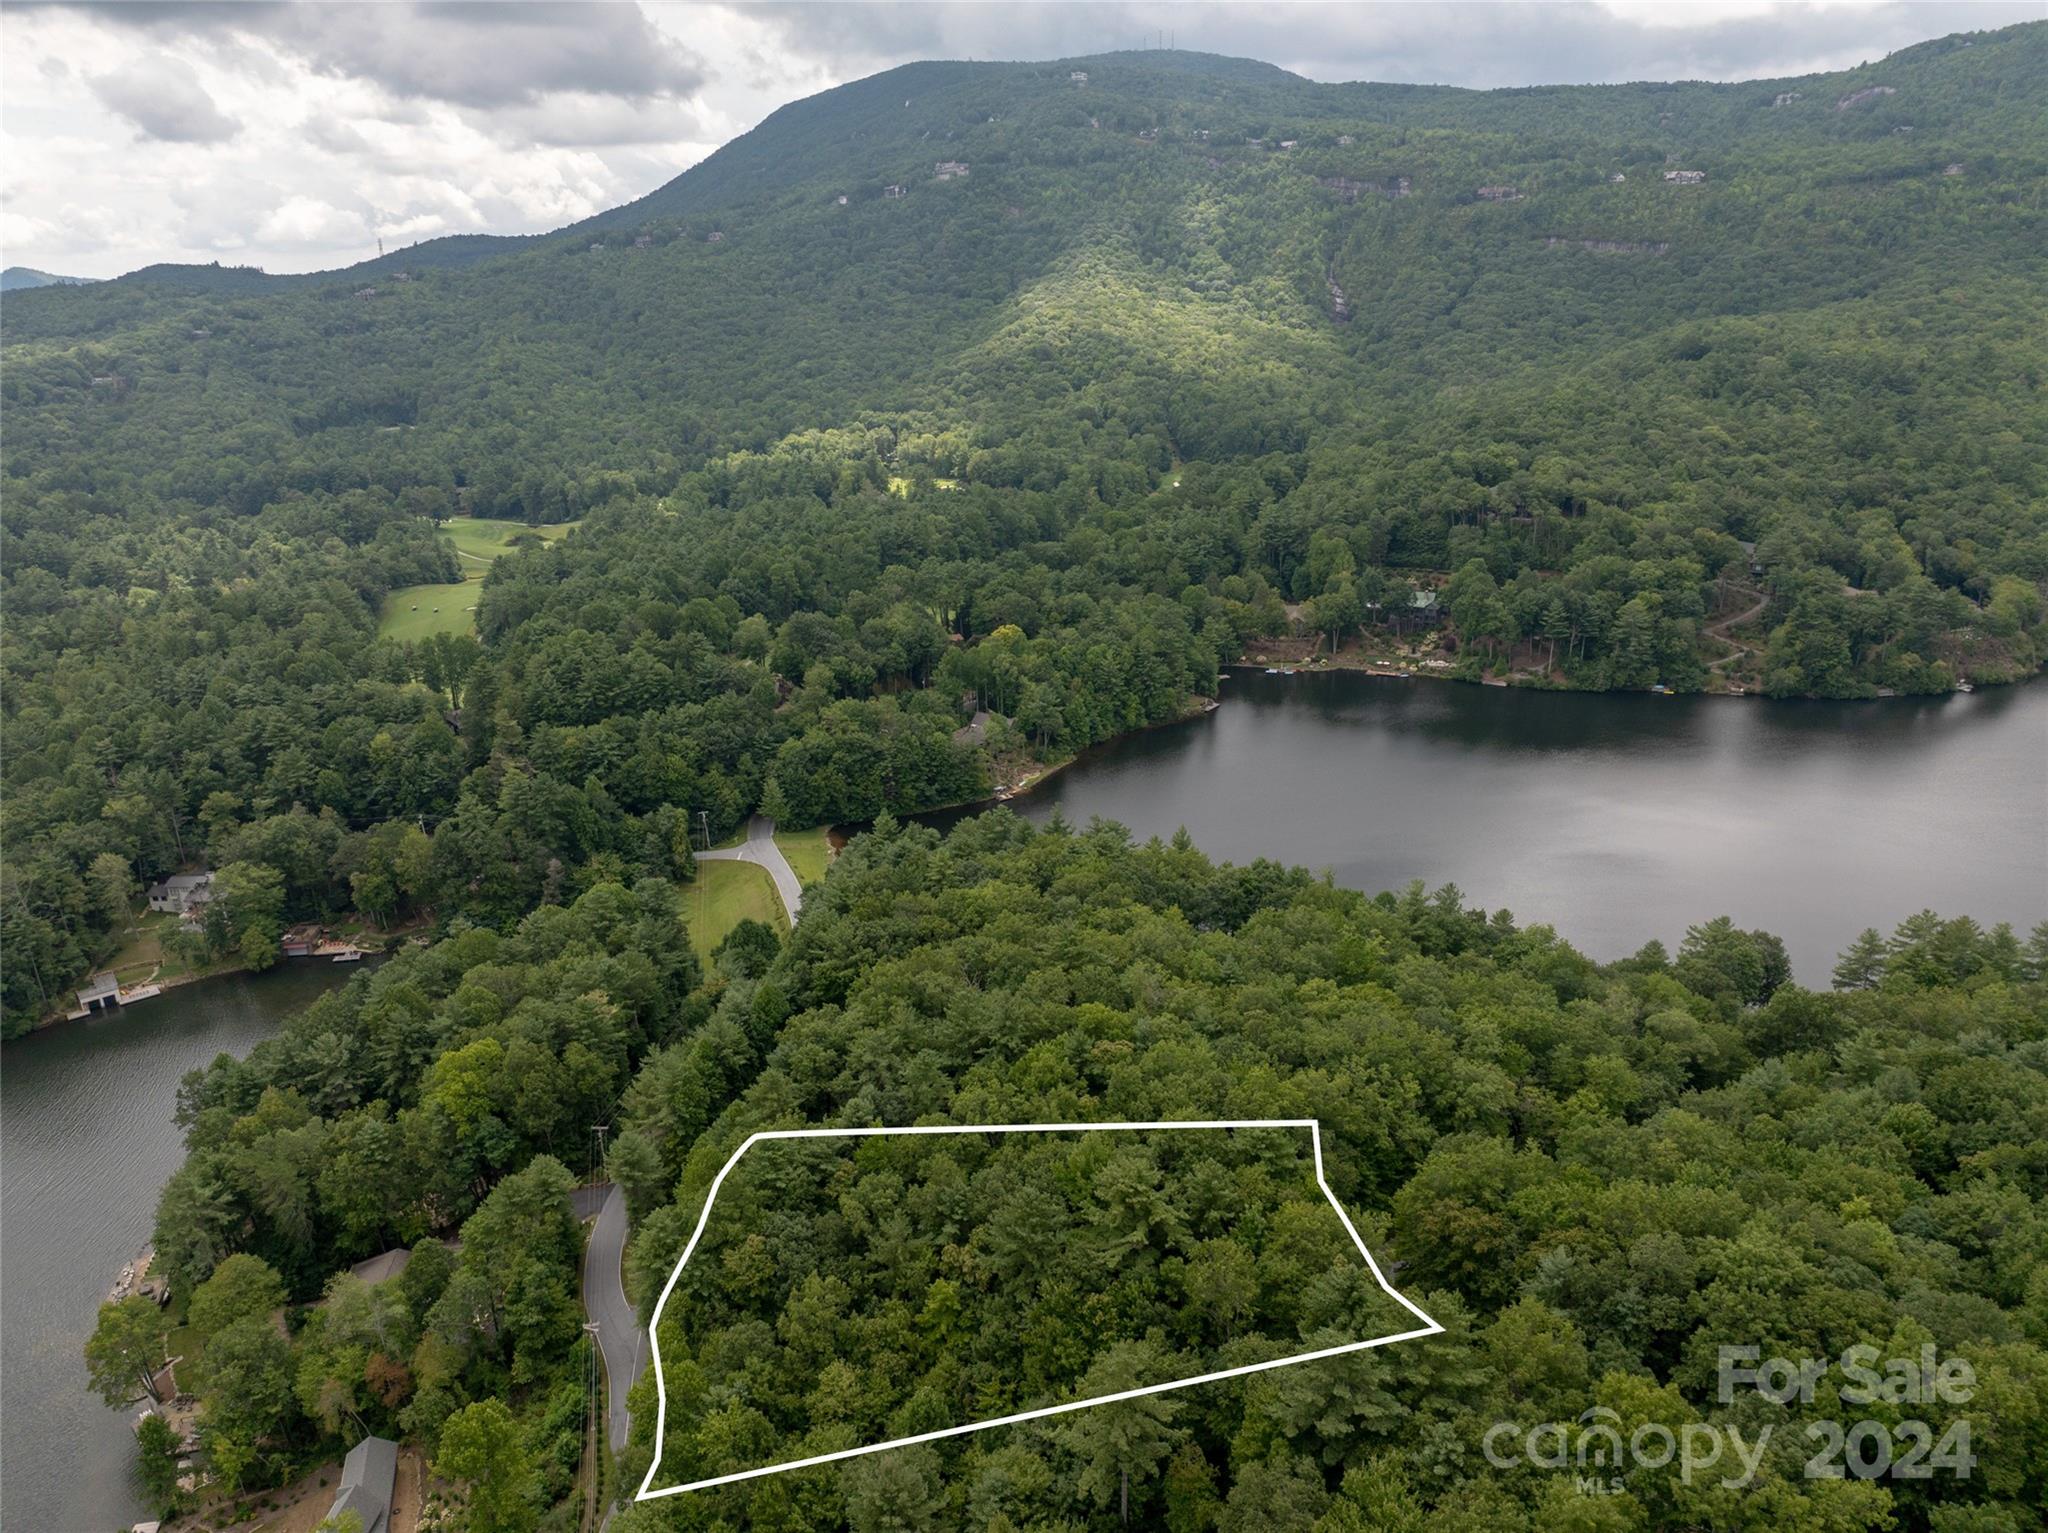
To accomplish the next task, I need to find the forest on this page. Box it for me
[8,21,2045,1531]
[93,812,2048,1529]
[5,28,2047,1029]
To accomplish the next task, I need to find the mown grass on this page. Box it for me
[683,860,786,961]
[773,825,832,888]
[376,518,578,642]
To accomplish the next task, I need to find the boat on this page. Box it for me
[1956,678,1975,693]
[330,947,364,963]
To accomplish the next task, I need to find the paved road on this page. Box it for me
[697,814,803,924]
[582,1183,641,1455]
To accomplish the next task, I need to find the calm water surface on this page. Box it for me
[2,962,361,1533]
[931,674,2047,980]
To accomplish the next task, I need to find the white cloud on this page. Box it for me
[88,53,239,143]
[255,194,368,247]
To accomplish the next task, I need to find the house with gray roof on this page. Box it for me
[324,1436,397,1533]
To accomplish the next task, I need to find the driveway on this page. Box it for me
[697,814,803,924]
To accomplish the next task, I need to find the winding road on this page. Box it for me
[697,814,803,924]
[576,817,804,1502]
[582,1184,641,1456]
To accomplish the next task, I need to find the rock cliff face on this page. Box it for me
[1837,85,1898,109]
[1326,264,1352,322]
[1542,237,1671,255]
[1318,175,1411,202]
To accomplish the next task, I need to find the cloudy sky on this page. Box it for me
[1,1,2032,279]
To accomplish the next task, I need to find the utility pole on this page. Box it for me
[591,1122,609,1182]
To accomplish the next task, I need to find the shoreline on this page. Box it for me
[25,943,394,1039]
[1225,652,2039,703]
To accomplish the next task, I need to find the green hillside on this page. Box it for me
[3,29,2046,1031]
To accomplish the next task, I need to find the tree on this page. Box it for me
[197,1315,298,1450]
[136,1411,182,1510]
[1056,1340,1187,1518]
[87,851,135,931]
[843,1443,945,1533]
[188,1253,287,1340]
[206,860,285,959]
[606,1129,667,1224]
[1835,925,1875,986]
[85,1296,170,1407]
[436,1399,538,1533]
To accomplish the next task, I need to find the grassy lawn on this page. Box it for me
[376,517,578,642]
[774,826,832,887]
[683,860,786,960]
[100,909,231,987]
[380,581,479,642]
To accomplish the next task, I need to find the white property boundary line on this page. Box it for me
[636,1119,1443,1500]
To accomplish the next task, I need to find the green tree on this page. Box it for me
[436,1399,538,1533]
[188,1253,287,1341]
[135,1411,182,1510]
[84,1296,170,1407]
[1056,1340,1187,1518]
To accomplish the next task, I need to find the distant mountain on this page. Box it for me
[1,266,93,292]
[4,26,2042,589]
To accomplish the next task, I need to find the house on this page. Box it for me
[1278,139,1298,150]
[1609,172,1627,183]
[1943,163,1965,176]
[587,242,605,253]
[835,194,849,205]
[323,1436,398,1533]
[1070,70,1088,83]
[952,710,995,747]
[1337,134,1354,146]
[706,231,724,242]
[1393,590,1444,632]
[1137,128,1158,142]
[354,286,378,298]
[633,234,654,247]
[934,160,970,179]
[1475,185,1522,202]
[1662,169,1707,184]
[883,184,906,199]
[1773,91,1802,107]
[146,872,214,918]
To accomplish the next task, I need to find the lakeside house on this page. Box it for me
[323,1436,397,1533]
[935,160,970,180]
[146,872,213,922]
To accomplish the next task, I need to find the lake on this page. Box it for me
[0,962,363,1533]
[927,673,2048,981]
